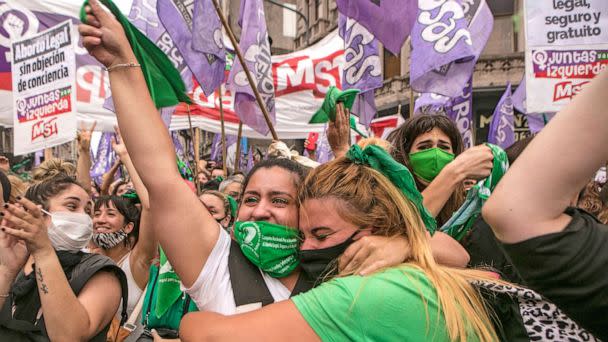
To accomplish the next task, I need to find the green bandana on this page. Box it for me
[309,86,360,123]
[440,143,509,241]
[346,145,437,234]
[233,221,300,278]
[349,116,368,138]
[80,0,191,108]
[409,148,456,182]
[155,248,182,318]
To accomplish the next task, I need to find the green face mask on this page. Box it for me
[409,147,455,182]
[233,221,300,278]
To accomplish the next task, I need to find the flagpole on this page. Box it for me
[186,104,201,195]
[234,122,243,173]
[210,0,279,141]
[218,85,228,176]
[408,39,415,119]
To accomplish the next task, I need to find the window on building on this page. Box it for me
[486,0,515,16]
[383,49,401,80]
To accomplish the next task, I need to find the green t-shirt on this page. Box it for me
[292,266,458,342]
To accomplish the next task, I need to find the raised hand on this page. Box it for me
[0,215,29,277]
[327,103,351,159]
[1,198,52,256]
[77,121,97,153]
[111,125,128,157]
[448,145,494,181]
[78,0,135,68]
[338,235,410,276]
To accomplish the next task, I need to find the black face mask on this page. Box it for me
[299,233,357,284]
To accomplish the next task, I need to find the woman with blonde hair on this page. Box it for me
[32,158,77,183]
[179,144,595,341]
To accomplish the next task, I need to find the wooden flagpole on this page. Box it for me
[218,85,228,176]
[234,122,243,173]
[210,0,279,140]
[186,104,201,195]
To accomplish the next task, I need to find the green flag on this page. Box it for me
[80,0,191,108]
[309,86,360,123]
[154,248,183,318]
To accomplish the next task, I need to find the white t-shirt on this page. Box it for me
[185,227,291,314]
[117,252,144,318]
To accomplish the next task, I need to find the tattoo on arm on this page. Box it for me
[36,267,49,295]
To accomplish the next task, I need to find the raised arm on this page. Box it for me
[76,121,96,193]
[79,0,218,287]
[483,69,608,243]
[112,128,155,289]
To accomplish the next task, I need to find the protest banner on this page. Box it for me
[0,0,348,139]
[525,0,608,113]
[11,20,76,155]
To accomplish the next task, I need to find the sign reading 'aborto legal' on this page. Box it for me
[11,20,76,156]
[525,0,608,113]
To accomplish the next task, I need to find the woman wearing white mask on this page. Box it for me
[0,175,127,341]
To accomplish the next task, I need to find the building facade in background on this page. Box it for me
[294,0,529,143]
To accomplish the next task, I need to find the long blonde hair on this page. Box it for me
[299,157,499,342]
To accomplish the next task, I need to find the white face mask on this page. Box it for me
[47,211,94,252]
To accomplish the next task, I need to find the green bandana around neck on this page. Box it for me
[80,0,191,108]
[309,86,360,124]
[345,144,437,234]
[440,143,509,241]
[155,248,183,318]
[409,147,455,183]
[233,221,300,278]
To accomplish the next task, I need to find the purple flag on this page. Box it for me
[414,92,450,116]
[336,0,417,55]
[488,83,515,149]
[228,0,276,136]
[245,147,254,173]
[315,124,334,164]
[191,0,226,96]
[527,113,556,134]
[339,14,382,127]
[511,77,556,133]
[210,134,238,163]
[410,0,494,98]
[157,0,226,97]
[512,77,526,114]
[90,133,114,185]
[446,78,474,148]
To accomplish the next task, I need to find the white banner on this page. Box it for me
[0,0,349,140]
[11,20,76,155]
[525,0,608,113]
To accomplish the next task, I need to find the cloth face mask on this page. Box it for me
[409,147,455,182]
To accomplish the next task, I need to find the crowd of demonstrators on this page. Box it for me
[0,0,606,340]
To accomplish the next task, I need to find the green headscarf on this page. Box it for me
[309,86,360,123]
[80,0,190,108]
[345,145,437,234]
[439,143,509,241]
[227,195,238,219]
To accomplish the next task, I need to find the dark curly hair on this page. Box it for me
[241,158,308,205]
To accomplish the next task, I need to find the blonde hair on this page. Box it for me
[32,158,77,183]
[7,175,28,203]
[299,157,499,342]
[357,137,393,154]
